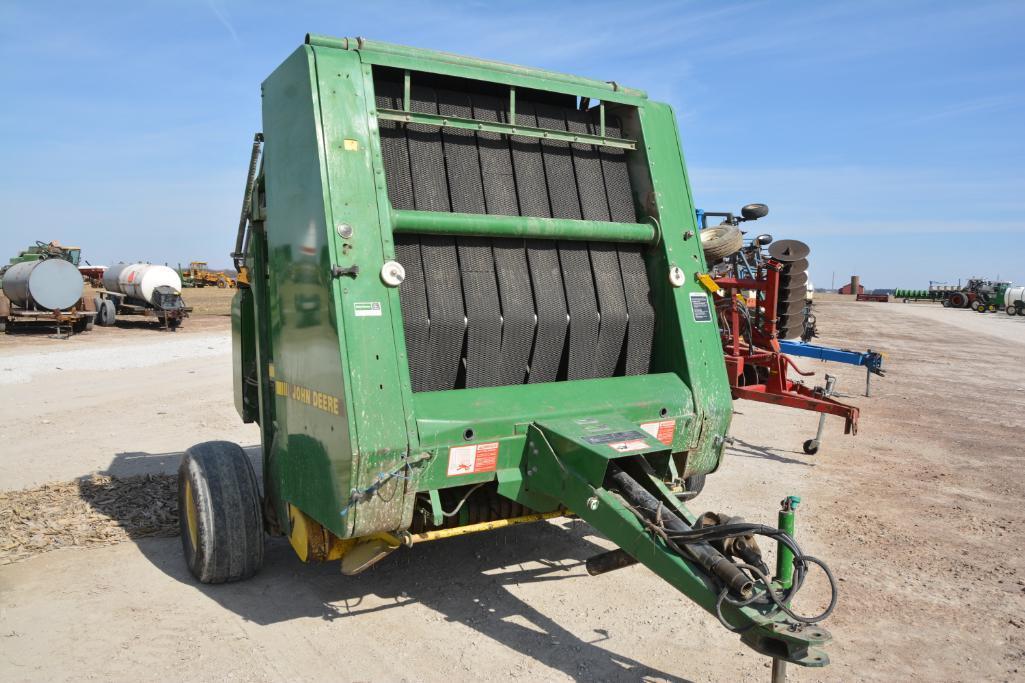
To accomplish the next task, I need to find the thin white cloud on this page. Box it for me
[206,0,240,45]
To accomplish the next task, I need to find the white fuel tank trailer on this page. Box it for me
[103,263,182,308]
[1005,286,1025,315]
[1,258,84,311]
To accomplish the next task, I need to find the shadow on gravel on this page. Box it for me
[727,438,813,466]
[91,448,691,682]
[99,446,263,480]
[134,523,692,683]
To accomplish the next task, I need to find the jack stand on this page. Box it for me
[771,657,787,683]
[802,375,836,455]
[865,365,872,397]
[772,496,801,682]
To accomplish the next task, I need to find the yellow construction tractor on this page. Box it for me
[179,261,234,288]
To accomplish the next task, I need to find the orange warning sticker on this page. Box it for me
[447,442,500,476]
[640,419,676,446]
[608,439,649,453]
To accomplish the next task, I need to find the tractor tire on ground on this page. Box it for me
[217,279,227,288]
[178,441,264,584]
[949,292,967,308]
[700,224,744,263]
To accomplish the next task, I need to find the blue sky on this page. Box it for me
[2,0,1023,289]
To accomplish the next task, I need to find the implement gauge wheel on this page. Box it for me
[700,224,744,263]
[803,439,820,455]
[178,441,264,583]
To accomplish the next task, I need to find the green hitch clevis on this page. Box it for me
[775,495,800,590]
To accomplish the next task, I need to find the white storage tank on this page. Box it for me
[1005,286,1024,308]
[103,263,182,307]
[1,258,84,311]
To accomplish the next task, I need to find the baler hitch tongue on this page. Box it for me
[520,419,836,671]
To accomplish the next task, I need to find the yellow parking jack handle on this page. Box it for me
[697,272,724,296]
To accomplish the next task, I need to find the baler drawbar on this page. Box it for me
[180,34,837,676]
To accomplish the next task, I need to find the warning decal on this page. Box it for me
[608,439,649,453]
[447,442,500,476]
[640,419,676,446]
[354,301,383,317]
[690,292,712,322]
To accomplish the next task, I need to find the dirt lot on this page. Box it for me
[1,297,1024,682]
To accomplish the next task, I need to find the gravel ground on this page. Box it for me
[1,299,1023,682]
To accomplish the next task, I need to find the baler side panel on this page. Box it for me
[261,46,356,537]
[633,103,733,476]
[310,47,415,537]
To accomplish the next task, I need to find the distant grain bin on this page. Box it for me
[839,276,864,296]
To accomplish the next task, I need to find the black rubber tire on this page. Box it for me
[803,439,819,455]
[700,224,744,263]
[97,299,117,326]
[178,441,264,584]
[217,279,227,289]
[683,474,706,499]
[941,299,950,308]
[0,319,6,334]
[92,295,104,315]
[973,301,986,313]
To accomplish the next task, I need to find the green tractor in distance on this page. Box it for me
[177,35,838,676]
[8,240,82,267]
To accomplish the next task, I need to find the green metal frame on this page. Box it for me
[230,35,831,666]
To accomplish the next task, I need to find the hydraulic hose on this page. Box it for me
[605,462,754,597]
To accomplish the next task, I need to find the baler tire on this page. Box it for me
[684,474,706,499]
[700,225,743,263]
[178,441,264,584]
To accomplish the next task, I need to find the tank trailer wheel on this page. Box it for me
[700,224,744,263]
[1006,305,1017,316]
[178,441,264,584]
[96,299,117,326]
[803,439,820,455]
